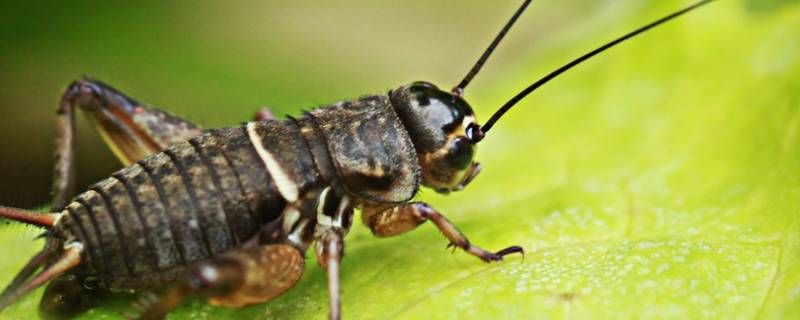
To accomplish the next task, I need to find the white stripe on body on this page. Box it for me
[246,122,299,202]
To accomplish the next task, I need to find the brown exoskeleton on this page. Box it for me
[0,1,714,319]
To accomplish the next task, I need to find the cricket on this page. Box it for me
[0,1,714,319]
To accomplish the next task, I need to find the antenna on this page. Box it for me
[474,0,714,141]
[452,0,533,97]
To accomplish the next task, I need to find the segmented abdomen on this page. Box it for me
[54,126,294,289]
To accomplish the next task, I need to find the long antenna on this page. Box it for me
[476,0,714,140]
[452,0,533,97]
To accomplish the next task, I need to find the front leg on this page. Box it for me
[362,202,523,262]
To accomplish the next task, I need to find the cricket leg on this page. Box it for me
[314,230,344,320]
[0,245,52,307]
[137,244,304,320]
[362,202,523,262]
[139,186,323,319]
[0,214,70,315]
[311,189,354,320]
[51,78,203,210]
[38,273,106,320]
[0,242,83,311]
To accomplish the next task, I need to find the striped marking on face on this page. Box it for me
[246,122,299,202]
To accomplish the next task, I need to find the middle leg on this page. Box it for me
[312,188,354,320]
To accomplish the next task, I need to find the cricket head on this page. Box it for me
[390,81,481,194]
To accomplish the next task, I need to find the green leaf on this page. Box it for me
[1,1,799,319]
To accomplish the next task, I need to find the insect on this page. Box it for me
[0,1,714,319]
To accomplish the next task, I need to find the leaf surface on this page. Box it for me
[1,1,799,319]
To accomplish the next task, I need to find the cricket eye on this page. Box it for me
[446,137,475,170]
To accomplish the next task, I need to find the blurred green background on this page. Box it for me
[1,0,800,319]
[0,0,622,207]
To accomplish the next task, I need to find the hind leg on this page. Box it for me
[38,273,107,320]
[0,78,173,310]
[51,78,203,210]
[0,242,83,311]
[0,247,51,304]
[138,244,305,320]
[138,199,321,319]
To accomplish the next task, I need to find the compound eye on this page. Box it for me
[447,137,474,170]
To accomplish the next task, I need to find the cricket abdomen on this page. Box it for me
[52,122,329,289]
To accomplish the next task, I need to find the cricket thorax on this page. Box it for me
[389,82,481,193]
[307,95,421,203]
